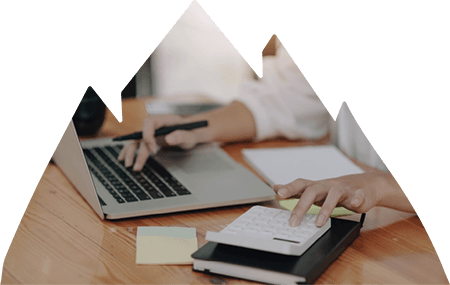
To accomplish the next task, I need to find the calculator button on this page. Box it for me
[255,217,271,223]
[229,225,244,231]
[233,221,249,227]
[293,230,309,237]
[261,208,279,218]
[263,224,279,231]
[243,228,258,233]
[274,212,290,220]
[278,230,292,236]
[269,219,282,225]
[305,216,315,221]
[302,227,315,233]
[305,224,317,230]
[254,221,267,227]
[241,216,256,222]
[262,227,277,233]
[248,225,262,231]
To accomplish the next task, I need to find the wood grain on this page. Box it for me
[2,98,448,284]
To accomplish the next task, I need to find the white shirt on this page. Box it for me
[236,43,388,172]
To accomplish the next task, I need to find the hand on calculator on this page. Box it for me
[273,173,384,228]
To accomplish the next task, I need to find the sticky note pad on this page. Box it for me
[136,227,197,265]
[279,199,354,217]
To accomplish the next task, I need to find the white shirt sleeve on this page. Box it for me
[236,43,330,142]
[235,42,388,171]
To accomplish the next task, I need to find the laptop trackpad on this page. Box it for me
[179,152,233,173]
[157,150,234,173]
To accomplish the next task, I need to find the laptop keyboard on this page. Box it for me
[83,145,191,204]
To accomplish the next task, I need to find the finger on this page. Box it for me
[118,141,136,161]
[273,184,286,199]
[275,178,311,199]
[289,185,321,227]
[142,115,183,154]
[124,141,139,167]
[316,186,346,227]
[117,142,130,161]
[165,130,197,150]
[272,185,283,198]
[142,117,158,154]
[351,188,366,209]
[133,141,151,171]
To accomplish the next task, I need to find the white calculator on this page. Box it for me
[205,206,331,256]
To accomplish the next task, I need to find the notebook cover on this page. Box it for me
[192,218,361,284]
[242,145,364,186]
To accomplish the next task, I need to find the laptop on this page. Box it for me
[52,121,275,220]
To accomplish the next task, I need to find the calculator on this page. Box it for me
[205,206,331,256]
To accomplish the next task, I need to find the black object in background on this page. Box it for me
[73,86,106,136]
[121,75,136,99]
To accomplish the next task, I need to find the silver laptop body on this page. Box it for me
[52,121,275,220]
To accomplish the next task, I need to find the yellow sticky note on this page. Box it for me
[279,199,354,217]
[136,227,197,265]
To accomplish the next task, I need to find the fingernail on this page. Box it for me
[289,214,300,227]
[351,197,361,207]
[316,214,325,227]
[278,188,288,198]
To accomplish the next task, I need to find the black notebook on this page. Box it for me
[192,216,364,284]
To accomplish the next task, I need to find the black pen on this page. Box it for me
[112,120,208,141]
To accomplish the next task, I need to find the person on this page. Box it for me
[118,40,415,227]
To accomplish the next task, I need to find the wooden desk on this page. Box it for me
[2,98,448,284]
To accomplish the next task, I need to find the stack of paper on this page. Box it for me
[136,227,198,265]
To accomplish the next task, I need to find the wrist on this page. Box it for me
[376,173,415,213]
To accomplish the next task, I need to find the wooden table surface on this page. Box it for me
[2,98,448,284]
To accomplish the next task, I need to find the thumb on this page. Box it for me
[165,130,198,150]
[350,188,367,211]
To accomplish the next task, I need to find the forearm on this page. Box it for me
[181,101,257,144]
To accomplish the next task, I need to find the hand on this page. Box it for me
[117,114,200,171]
[273,173,386,228]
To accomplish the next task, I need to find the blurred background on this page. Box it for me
[121,1,276,103]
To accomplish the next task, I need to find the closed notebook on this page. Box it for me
[242,145,364,185]
[192,218,362,284]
